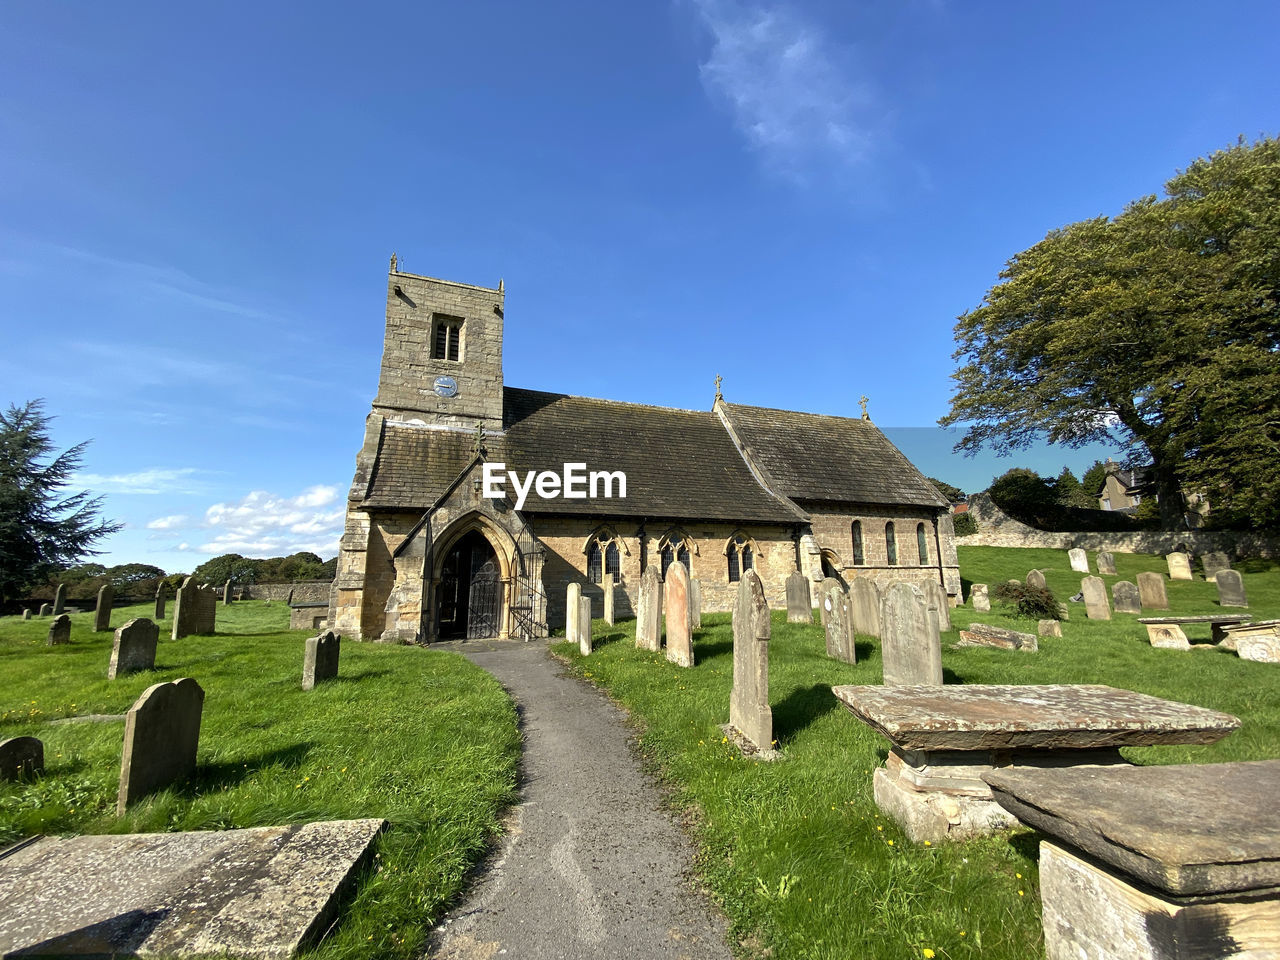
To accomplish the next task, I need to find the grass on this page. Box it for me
[552,546,1280,960]
[0,600,520,960]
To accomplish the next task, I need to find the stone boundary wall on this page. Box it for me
[242,581,334,603]
[959,492,1280,558]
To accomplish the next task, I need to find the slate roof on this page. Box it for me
[718,402,949,509]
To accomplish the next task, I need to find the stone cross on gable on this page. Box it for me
[390,252,398,272]
[714,374,723,402]
[859,395,870,420]
[472,425,486,458]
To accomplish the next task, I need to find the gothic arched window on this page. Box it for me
[886,521,898,566]
[851,520,865,566]
[916,522,929,565]
[587,532,622,584]
[726,534,756,582]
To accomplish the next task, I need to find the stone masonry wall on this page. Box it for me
[244,581,333,603]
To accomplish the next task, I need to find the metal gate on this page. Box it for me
[466,559,501,639]
[509,522,547,640]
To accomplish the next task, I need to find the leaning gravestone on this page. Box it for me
[109,618,158,679]
[52,583,66,616]
[154,584,166,620]
[1137,571,1169,610]
[1216,570,1248,608]
[970,583,990,613]
[302,630,340,690]
[1026,569,1047,590]
[603,581,615,627]
[690,578,702,630]
[1202,551,1231,583]
[565,583,583,648]
[664,561,693,667]
[0,736,43,781]
[578,596,592,656]
[1038,619,1063,638]
[1166,551,1193,581]
[47,614,71,646]
[37,603,50,617]
[850,578,882,638]
[636,566,662,652]
[785,570,812,623]
[1112,581,1142,615]
[730,569,773,752]
[1068,548,1089,573]
[117,677,204,815]
[172,578,217,639]
[1096,551,1117,576]
[222,579,233,605]
[22,609,31,620]
[822,582,856,664]
[94,584,114,632]
[1082,576,1111,620]
[921,579,951,631]
[957,623,1038,651]
[880,583,941,686]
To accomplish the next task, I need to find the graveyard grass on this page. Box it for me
[553,547,1280,960]
[0,601,519,960]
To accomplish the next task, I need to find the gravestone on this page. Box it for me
[816,578,840,633]
[109,618,158,679]
[970,583,990,613]
[822,582,856,664]
[578,596,592,655]
[222,580,233,605]
[921,579,951,631]
[1026,569,1047,590]
[154,585,166,620]
[1216,569,1247,608]
[117,677,204,814]
[1166,551,1193,581]
[1137,571,1169,610]
[1038,619,1063,638]
[47,614,71,645]
[1202,551,1231,583]
[880,583,941,686]
[22,609,30,620]
[850,578,882,638]
[172,578,217,639]
[785,570,812,623]
[52,583,66,615]
[302,630,340,690]
[603,581,615,627]
[1112,581,1141,614]
[636,566,662,652]
[565,583,583,648]
[690,577,702,630]
[93,584,114,632]
[664,561,693,667]
[37,603,50,617]
[1096,551,1117,576]
[0,736,43,781]
[730,569,772,751]
[1068,548,1089,573]
[1081,576,1111,620]
[957,623,1037,651]
[1147,623,1190,649]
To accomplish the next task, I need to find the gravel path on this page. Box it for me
[428,640,733,960]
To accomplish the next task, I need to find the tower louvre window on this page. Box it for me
[433,316,463,362]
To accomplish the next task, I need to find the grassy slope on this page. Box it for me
[0,601,520,960]
[552,547,1280,960]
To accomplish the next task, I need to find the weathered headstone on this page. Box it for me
[154,584,166,620]
[636,566,662,652]
[822,582,856,664]
[222,579,233,605]
[957,623,1038,651]
[1147,624,1190,650]
[172,577,217,639]
[1112,581,1141,615]
[603,581,615,627]
[690,577,702,630]
[37,603,50,617]
[0,737,43,781]
[1237,631,1280,663]
[880,582,941,686]
[1166,551,1193,581]
[664,561,693,667]
[1081,576,1111,620]
[1202,551,1231,583]
[22,609,31,620]
[970,583,990,613]
[1216,569,1247,608]
[730,569,772,751]
[816,577,840,633]
[93,584,114,632]
[1038,619,1063,638]
[1095,551,1116,576]
[109,618,159,679]
[52,583,66,615]
[117,678,204,814]
[302,630,340,690]
[1026,569,1047,590]
[578,596,592,656]
[785,570,812,623]
[47,614,71,645]
[1068,548,1089,573]
[566,582,583,648]
[849,578,882,638]
[921,579,951,631]
[1137,571,1169,610]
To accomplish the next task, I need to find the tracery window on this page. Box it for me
[726,534,755,582]
[587,532,622,584]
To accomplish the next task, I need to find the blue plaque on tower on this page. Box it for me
[433,376,458,398]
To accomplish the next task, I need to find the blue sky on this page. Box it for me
[2,2,1276,571]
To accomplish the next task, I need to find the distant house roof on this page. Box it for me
[953,502,970,514]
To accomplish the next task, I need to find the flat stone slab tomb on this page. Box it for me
[985,761,1280,960]
[1137,615,1252,649]
[0,818,386,958]
[832,684,1239,844]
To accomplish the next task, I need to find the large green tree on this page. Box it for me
[941,137,1280,529]
[0,400,122,607]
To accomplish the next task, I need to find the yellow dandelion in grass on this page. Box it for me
[923,950,935,959]
[876,825,883,831]
[1018,890,1025,896]
[1016,872,1022,879]
[923,840,932,846]
[887,839,894,846]
[960,931,966,937]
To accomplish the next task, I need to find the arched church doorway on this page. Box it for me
[438,530,502,639]
[821,552,847,589]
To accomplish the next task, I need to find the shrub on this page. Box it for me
[992,579,1061,620]
[952,512,977,537]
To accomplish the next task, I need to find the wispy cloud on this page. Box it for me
[691,0,879,183]
[146,514,190,530]
[199,485,343,557]
[74,467,208,495]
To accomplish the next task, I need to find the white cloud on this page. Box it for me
[73,467,207,495]
[200,485,343,557]
[691,0,878,182]
[146,514,190,530]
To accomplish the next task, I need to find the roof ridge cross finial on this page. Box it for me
[714,374,723,402]
[859,395,870,420]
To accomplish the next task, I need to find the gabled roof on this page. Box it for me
[717,402,949,509]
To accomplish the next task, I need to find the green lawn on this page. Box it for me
[0,600,520,960]
[552,546,1280,960]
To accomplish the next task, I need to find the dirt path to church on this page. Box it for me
[428,640,734,960]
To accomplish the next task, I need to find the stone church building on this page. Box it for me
[329,263,960,643]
